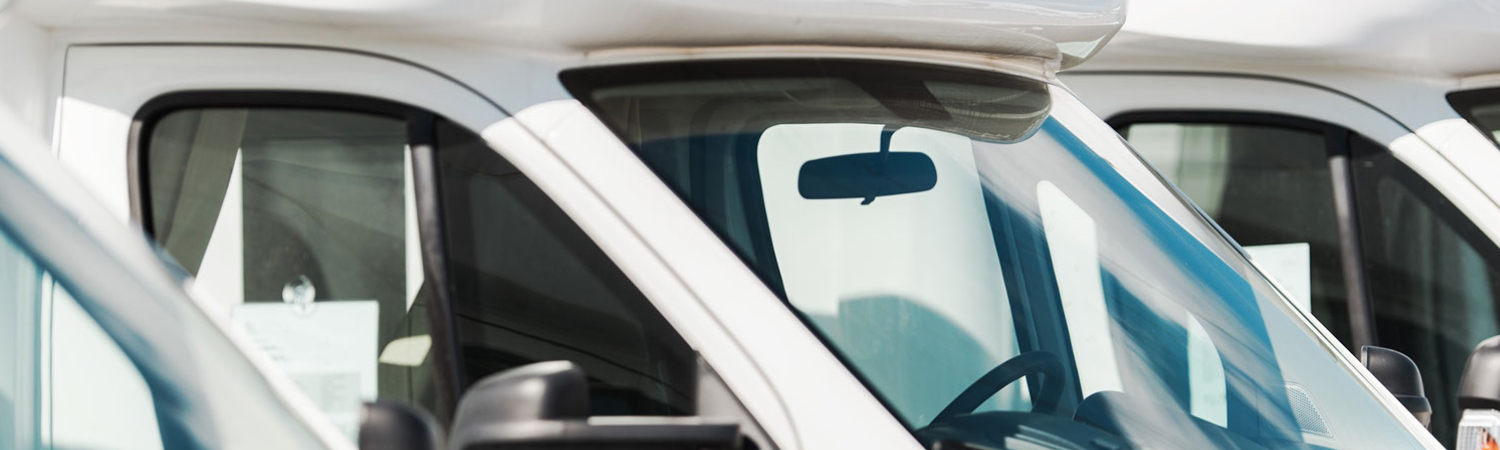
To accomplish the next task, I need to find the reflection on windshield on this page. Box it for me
[563,59,1430,450]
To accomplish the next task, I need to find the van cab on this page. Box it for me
[0,0,1444,449]
[1057,0,1500,443]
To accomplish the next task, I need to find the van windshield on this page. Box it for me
[562,60,1432,450]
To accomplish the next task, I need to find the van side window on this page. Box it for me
[1116,119,1351,343]
[139,97,696,423]
[145,105,432,434]
[1350,134,1500,441]
[434,119,697,416]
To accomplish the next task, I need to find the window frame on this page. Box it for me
[1105,110,1379,351]
[1447,87,1500,149]
[127,91,465,424]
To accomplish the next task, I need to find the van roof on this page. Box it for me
[1074,0,1500,79]
[10,0,1125,70]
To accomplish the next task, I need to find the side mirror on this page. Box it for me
[1456,336,1500,447]
[1361,346,1431,428]
[358,401,444,450]
[1460,336,1500,411]
[450,361,741,450]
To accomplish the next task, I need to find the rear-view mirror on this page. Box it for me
[798,152,937,204]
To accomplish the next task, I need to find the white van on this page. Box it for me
[1058,0,1500,444]
[0,0,1448,449]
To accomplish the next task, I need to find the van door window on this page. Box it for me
[1350,135,1500,444]
[1117,120,1350,344]
[140,100,699,422]
[144,106,429,435]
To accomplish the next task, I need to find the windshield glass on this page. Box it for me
[562,59,1430,450]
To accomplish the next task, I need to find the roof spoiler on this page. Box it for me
[16,0,1127,70]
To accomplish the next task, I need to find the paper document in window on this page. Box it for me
[1243,243,1312,311]
[231,300,378,438]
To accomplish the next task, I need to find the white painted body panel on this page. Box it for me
[0,1,1442,449]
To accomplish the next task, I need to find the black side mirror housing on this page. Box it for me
[450,361,741,450]
[358,401,444,450]
[1460,336,1500,411]
[1362,345,1431,427]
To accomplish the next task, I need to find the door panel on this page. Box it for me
[58,45,789,450]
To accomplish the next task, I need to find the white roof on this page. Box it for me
[1075,0,1500,79]
[11,0,1125,70]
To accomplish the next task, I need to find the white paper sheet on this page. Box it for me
[1243,242,1312,311]
[231,300,378,438]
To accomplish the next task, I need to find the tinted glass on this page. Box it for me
[1351,136,1500,446]
[1450,88,1500,147]
[435,119,697,416]
[564,59,1429,449]
[1467,105,1500,143]
[146,108,433,435]
[1120,122,1350,346]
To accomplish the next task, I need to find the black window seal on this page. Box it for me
[1106,110,1378,351]
[1447,87,1500,150]
[128,90,465,426]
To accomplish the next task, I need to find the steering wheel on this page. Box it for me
[933,351,1067,421]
